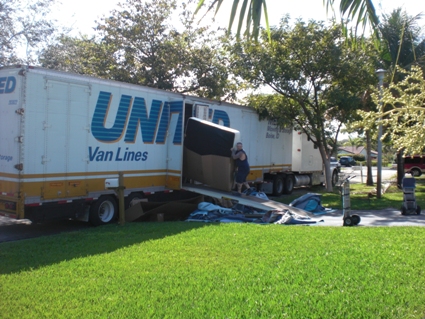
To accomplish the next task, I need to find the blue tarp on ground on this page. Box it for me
[289,193,333,215]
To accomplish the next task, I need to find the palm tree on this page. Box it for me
[377,9,425,187]
[195,0,379,39]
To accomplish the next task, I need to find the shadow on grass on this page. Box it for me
[0,221,215,275]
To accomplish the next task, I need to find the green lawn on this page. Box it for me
[1,223,425,318]
[278,175,425,211]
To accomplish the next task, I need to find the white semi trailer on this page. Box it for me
[0,66,337,224]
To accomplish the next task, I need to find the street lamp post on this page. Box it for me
[375,69,386,199]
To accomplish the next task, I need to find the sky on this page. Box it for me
[50,0,422,141]
[53,0,424,37]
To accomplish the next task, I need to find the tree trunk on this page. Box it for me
[366,130,374,186]
[396,150,404,189]
[318,144,333,192]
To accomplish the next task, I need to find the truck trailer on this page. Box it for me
[0,66,337,225]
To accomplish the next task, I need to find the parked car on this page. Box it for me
[404,155,425,177]
[339,156,356,167]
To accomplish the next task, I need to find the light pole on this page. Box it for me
[375,69,386,199]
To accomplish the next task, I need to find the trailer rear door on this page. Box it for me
[0,68,22,217]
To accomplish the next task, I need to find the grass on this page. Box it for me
[1,223,425,318]
[278,176,425,211]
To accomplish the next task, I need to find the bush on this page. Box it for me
[353,154,365,162]
[337,153,353,159]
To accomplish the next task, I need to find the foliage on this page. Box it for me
[195,0,270,40]
[353,154,365,161]
[39,35,117,76]
[0,0,58,66]
[195,0,380,40]
[40,0,238,100]
[378,9,425,77]
[230,19,376,189]
[356,66,425,155]
[1,223,425,318]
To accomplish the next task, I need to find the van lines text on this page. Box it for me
[89,147,148,162]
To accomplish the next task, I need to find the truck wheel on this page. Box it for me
[411,168,422,177]
[272,175,284,196]
[283,175,295,195]
[125,192,144,209]
[89,196,117,226]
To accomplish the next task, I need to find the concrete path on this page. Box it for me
[313,208,425,227]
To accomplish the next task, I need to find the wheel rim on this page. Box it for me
[286,177,294,191]
[412,169,420,177]
[332,172,338,186]
[97,200,115,222]
[276,179,284,194]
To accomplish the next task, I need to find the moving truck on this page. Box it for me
[0,66,336,225]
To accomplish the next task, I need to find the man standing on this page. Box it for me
[231,142,250,194]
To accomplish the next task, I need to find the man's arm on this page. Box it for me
[231,148,241,160]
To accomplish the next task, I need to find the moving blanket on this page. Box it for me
[186,201,322,225]
[289,193,332,215]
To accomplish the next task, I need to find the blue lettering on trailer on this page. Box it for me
[88,146,148,162]
[212,109,230,127]
[91,91,183,145]
[0,76,16,94]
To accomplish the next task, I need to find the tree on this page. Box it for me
[0,0,58,66]
[379,9,425,72]
[379,9,425,187]
[40,0,238,100]
[231,19,376,190]
[357,65,425,157]
[195,0,379,39]
[39,35,117,77]
[342,135,364,148]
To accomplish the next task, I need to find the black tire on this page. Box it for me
[89,195,118,226]
[411,168,422,177]
[416,206,421,215]
[331,169,339,187]
[351,214,361,225]
[343,217,354,226]
[283,175,295,195]
[272,175,284,196]
[125,192,144,209]
[401,206,407,215]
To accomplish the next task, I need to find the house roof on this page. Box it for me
[339,146,365,154]
[338,146,378,156]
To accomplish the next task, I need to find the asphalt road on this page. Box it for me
[0,216,90,243]
[339,166,397,184]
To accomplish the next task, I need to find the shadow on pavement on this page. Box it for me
[0,218,92,243]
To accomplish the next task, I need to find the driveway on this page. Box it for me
[314,208,425,227]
